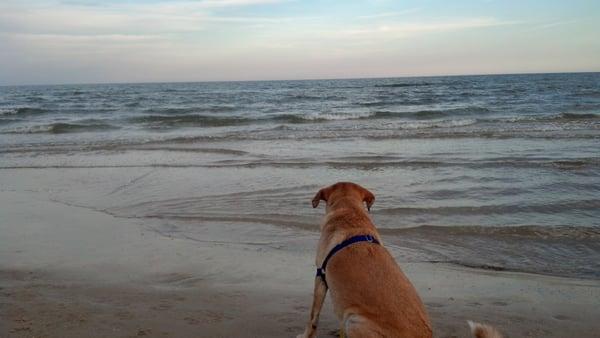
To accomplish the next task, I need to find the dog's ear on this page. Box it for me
[361,187,375,211]
[312,187,329,208]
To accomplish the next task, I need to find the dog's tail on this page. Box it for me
[467,320,503,338]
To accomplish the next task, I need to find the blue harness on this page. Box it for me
[316,234,380,289]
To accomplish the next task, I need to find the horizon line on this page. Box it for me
[2,70,599,88]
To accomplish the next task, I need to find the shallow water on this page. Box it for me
[1,73,599,279]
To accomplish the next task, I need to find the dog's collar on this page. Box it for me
[316,234,380,289]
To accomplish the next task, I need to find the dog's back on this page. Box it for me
[326,240,432,337]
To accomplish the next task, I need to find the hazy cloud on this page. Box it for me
[358,8,421,19]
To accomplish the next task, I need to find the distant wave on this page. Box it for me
[142,106,238,114]
[536,111,600,121]
[280,94,345,102]
[558,112,600,120]
[249,117,482,131]
[400,119,478,129]
[0,107,47,116]
[317,108,599,124]
[278,108,486,122]
[357,100,428,107]
[487,112,600,123]
[291,112,376,121]
[368,110,448,120]
[2,121,120,134]
[374,82,434,88]
[128,146,249,156]
[193,156,600,170]
[126,111,384,128]
[571,90,600,98]
[405,110,448,119]
[3,107,594,124]
[127,114,251,127]
[126,112,481,130]
[372,106,490,120]
[0,107,118,119]
[10,156,595,171]
[6,107,595,133]
[127,126,599,144]
[0,144,249,156]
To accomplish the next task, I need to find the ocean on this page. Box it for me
[1,73,599,279]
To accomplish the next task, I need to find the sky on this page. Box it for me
[0,0,599,85]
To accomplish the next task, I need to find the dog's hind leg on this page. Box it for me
[297,277,328,338]
[343,314,385,338]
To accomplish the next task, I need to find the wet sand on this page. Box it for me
[2,187,600,338]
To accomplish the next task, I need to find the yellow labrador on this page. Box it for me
[297,182,502,338]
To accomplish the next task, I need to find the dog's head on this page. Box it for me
[312,182,375,212]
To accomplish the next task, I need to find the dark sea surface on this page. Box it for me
[1,73,599,279]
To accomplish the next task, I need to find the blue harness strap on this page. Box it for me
[316,234,380,289]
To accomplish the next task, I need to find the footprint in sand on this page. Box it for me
[491,301,508,306]
[115,311,134,320]
[10,327,31,333]
[150,302,173,311]
[285,326,304,333]
[184,317,202,325]
[184,310,233,325]
[425,302,445,308]
[508,315,525,323]
[275,314,295,324]
[136,328,152,336]
[553,314,571,321]
[293,305,309,311]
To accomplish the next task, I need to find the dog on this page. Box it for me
[297,182,502,338]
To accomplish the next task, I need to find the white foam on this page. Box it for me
[400,119,477,130]
[0,108,18,116]
[301,111,376,121]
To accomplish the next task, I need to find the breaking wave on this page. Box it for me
[2,121,120,134]
[0,107,48,116]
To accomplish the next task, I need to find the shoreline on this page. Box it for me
[2,189,600,337]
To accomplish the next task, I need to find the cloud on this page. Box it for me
[0,0,289,38]
[338,17,512,38]
[0,3,198,36]
[194,0,284,7]
[358,8,421,19]
[249,17,514,53]
[59,0,283,8]
[526,19,579,32]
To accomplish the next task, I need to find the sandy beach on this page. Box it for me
[2,171,600,338]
